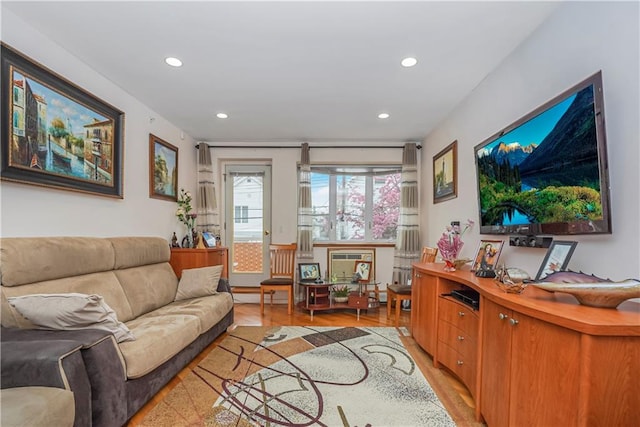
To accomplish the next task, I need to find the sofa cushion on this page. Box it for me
[1,386,75,427]
[120,313,201,378]
[149,292,234,333]
[1,271,135,326]
[7,293,135,343]
[0,237,115,287]
[114,263,178,318]
[175,265,223,301]
[108,237,171,270]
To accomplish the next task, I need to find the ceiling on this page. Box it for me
[3,1,559,144]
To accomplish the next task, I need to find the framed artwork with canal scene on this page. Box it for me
[433,140,457,204]
[0,43,125,198]
[149,134,178,202]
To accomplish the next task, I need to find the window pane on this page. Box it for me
[373,173,400,240]
[310,172,330,240]
[336,175,365,240]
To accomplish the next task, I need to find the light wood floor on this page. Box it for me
[127,301,474,425]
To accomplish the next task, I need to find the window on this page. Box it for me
[309,166,401,242]
[234,205,249,223]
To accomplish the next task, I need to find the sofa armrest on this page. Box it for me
[218,277,232,293]
[1,328,93,427]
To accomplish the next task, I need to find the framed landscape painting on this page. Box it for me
[149,134,178,201]
[0,43,124,198]
[433,140,457,203]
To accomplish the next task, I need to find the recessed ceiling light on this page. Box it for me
[216,113,228,119]
[165,57,183,67]
[378,113,390,119]
[401,57,418,67]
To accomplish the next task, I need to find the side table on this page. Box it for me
[297,281,379,320]
[169,247,228,278]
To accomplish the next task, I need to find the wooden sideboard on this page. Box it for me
[169,247,228,279]
[411,262,640,426]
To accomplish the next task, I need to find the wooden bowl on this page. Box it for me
[531,279,640,308]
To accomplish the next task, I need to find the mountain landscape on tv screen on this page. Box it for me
[477,84,603,228]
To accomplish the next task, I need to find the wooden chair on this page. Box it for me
[260,243,297,314]
[387,246,438,329]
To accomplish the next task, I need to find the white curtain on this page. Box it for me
[392,142,421,285]
[297,143,313,260]
[196,143,220,236]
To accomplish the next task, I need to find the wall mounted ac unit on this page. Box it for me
[327,247,375,281]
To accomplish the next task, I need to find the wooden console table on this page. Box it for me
[297,281,379,320]
[411,262,639,427]
[169,247,228,279]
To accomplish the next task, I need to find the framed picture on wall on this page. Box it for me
[1,43,125,198]
[433,140,458,203]
[149,133,178,201]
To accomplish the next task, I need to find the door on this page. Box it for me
[224,164,271,287]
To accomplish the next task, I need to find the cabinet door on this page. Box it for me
[480,299,512,427]
[509,312,580,426]
[411,271,438,355]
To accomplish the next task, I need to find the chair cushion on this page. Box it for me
[388,284,412,295]
[260,278,293,286]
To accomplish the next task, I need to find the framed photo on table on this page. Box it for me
[535,241,578,281]
[354,260,372,282]
[471,239,504,272]
[1,43,125,198]
[202,232,217,247]
[433,140,457,204]
[299,263,321,282]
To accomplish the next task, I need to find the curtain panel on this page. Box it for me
[196,143,220,236]
[297,143,313,260]
[393,142,421,285]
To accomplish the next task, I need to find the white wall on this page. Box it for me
[421,1,640,280]
[0,9,198,240]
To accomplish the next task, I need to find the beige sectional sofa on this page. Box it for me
[0,236,234,426]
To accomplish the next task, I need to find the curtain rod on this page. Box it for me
[196,143,421,149]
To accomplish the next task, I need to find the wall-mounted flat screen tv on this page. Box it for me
[474,71,611,235]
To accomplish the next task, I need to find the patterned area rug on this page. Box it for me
[140,326,479,426]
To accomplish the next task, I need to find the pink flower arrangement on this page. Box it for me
[437,219,474,263]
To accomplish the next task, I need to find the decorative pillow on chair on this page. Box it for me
[175,265,223,301]
[7,293,135,342]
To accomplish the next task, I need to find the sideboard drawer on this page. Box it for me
[439,297,479,337]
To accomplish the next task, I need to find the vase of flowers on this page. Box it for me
[176,188,197,248]
[437,219,473,272]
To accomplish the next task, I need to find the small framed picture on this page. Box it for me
[535,241,578,281]
[433,140,457,204]
[149,133,178,201]
[202,232,217,248]
[472,240,504,272]
[354,260,372,282]
[299,263,321,282]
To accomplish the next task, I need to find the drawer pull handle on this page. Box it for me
[458,311,465,317]
[457,336,464,341]
[509,318,519,326]
[457,360,464,365]
[499,313,508,320]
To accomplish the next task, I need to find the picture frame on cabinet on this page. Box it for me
[299,263,321,282]
[535,240,578,281]
[0,43,125,198]
[354,260,372,282]
[433,140,457,203]
[149,133,178,201]
[472,239,504,272]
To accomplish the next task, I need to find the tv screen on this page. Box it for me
[474,71,611,236]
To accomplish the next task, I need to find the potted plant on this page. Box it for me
[332,285,351,303]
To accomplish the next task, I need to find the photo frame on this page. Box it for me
[202,231,217,248]
[535,241,578,281]
[433,140,457,203]
[1,43,125,198]
[149,133,178,201]
[354,260,372,282]
[299,263,321,282]
[471,239,504,272]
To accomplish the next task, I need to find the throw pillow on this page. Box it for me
[175,265,223,301]
[7,293,135,342]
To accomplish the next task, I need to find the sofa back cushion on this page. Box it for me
[0,237,115,287]
[114,264,178,318]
